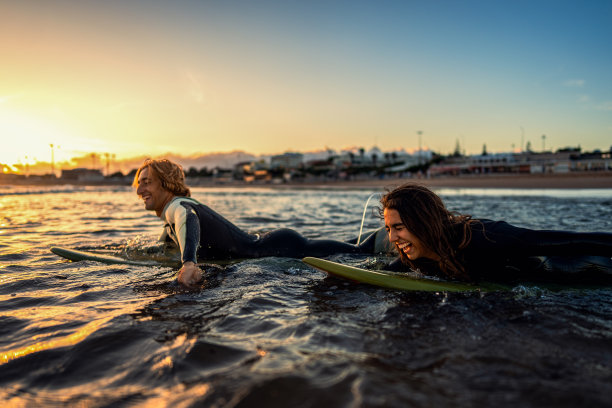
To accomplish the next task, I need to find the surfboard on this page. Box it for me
[302,256,483,292]
[51,246,161,267]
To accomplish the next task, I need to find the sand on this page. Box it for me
[251,172,612,190]
[5,171,612,190]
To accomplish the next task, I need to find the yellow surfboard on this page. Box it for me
[303,256,485,292]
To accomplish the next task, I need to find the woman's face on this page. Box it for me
[383,208,438,261]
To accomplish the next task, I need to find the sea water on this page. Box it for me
[1,185,611,407]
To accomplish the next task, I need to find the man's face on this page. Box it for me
[136,167,173,216]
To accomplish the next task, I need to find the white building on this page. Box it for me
[270,152,303,169]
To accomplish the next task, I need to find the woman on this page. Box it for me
[381,183,612,283]
[133,158,384,286]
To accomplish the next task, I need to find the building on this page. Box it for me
[60,168,104,182]
[430,149,612,176]
[270,152,303,170]
[571,151,612,171]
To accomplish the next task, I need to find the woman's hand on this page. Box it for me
[177,261,203,287]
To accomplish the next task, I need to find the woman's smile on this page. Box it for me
[384,208,437,261]
[397,241,414,254]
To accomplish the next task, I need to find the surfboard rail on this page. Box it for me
[302,256,482,292]
[51,246,161,266]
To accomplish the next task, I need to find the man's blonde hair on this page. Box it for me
[132,158,191,197]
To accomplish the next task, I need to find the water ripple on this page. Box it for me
[1,187,611,406]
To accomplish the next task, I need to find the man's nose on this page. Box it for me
[136,184,143,195]
[388,229,397,242]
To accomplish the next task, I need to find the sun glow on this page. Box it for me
[0,107,74,166]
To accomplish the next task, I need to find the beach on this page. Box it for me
[3,171,612,192]
[238,172,612,190]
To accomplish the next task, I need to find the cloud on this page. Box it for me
[595,101,612,111]
[577,94,590,103]
[181,69,204,104]
[564,79,585,88]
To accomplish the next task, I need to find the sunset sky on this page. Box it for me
[2,0,611,172]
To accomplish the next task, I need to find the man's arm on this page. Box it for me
[177,261,202,287]
[165,200,204,286]
[165,201,201,264]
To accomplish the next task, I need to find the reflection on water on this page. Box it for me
[435,187,612,198]
[0,186,611,407]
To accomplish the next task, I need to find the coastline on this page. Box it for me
[215,172,612,190]
[2,171,612,190]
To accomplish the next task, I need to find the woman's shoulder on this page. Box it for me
[468,218,515,232]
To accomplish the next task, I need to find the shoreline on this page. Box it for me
[2,172,612,190]
[201,172,612,190]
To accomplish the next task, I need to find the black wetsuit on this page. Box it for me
[159,196,383,263]
[386,219,612,283]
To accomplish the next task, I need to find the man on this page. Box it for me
[133,158,387,287]
[134,159,202,286]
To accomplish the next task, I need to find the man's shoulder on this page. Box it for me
[170,196,202,207]
[163,196,203,218]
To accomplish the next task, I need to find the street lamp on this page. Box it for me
[50,144,55,177]
[417,130,423,166]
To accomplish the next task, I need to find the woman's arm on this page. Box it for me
[472,220,612,256]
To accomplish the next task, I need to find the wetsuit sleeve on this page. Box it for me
[158,225,176,245]
[472,220,612,257]
[165,201,201,264]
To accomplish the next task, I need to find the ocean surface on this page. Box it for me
[1,184,611,407]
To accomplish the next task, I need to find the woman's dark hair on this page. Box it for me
[132,158,191,197]
[380,183,474,280]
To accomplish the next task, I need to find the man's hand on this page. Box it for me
[177,261,203,287]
